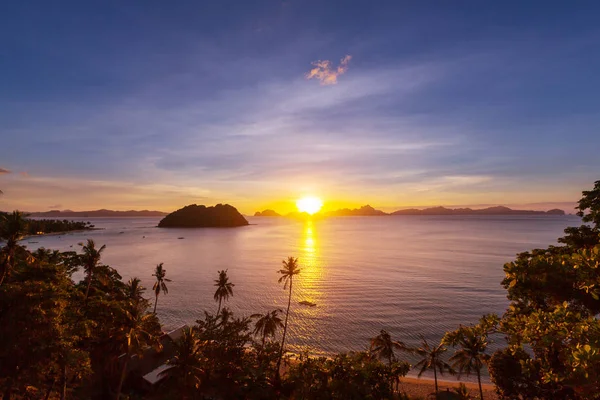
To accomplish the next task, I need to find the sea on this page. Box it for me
[26,215,579,380]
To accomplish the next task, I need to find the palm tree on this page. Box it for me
[213,270,234,314]
[275,257,301,378]
[81,239,106,299]
[152,263,171,314]
[159,328,203,399]
[370,330,409,393]
[0,211,28,285]
[251,309,284,346]
[448,330,489,400]
[414,335,454,396]
[370,329,408,366]
[127,277,144,308]
[114,309,160,400]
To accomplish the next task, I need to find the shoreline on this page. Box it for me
[398,376,497,399]
[22,228,102,241]
[281,353,496,397]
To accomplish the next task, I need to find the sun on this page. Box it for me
[296,196,323,215]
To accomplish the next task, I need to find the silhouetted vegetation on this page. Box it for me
[0,211,94,237]
[213,269,234,314]
[1,181,600,399]
[152,263,171,314]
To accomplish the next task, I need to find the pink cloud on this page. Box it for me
[306,55,352,85]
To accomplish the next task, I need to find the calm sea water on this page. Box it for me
[27,215,578,379]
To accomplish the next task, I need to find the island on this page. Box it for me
[29,209,168,218]
[0,211,94,236]
[158,204,249,228]
[325,205,387,217]
[254,209,281,217]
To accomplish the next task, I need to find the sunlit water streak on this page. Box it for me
[27,215,579,381]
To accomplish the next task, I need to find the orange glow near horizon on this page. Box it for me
[296,196,323,215]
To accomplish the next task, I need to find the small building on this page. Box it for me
[121,325,189,394]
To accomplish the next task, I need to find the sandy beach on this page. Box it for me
[398,377,498,399]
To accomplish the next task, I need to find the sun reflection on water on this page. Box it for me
[293,220,327,354]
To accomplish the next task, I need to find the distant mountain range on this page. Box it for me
[28,209,168,218]
[253,205,566,217]
[325,205,387,216]
[391,206,565,216]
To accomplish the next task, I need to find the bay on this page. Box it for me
[27,215,578,379]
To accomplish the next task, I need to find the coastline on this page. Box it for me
[398,376,497,399]
[22,228,101,241]
[281,354,497,398]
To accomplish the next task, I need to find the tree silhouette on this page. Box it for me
[444,325,492,400]
[159,328,203,399]
[80,239,106,300]
[127,277,144,309]
[213,270,234,314]
[114,307,161,400]
[370,329,408,366]
[152,263,171,314]
[275,257,301,379]
[0,211,29,285]
[251,309,284,347]
[414,335,454,395]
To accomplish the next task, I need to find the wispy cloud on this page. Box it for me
[0,168,11,174]
[306,55,352,85]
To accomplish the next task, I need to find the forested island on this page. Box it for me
[158,204,249,228]
[0,181,598,399]
[0,211,93,236]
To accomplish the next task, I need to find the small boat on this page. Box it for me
[178,237,185,240]
[299,300,317,307]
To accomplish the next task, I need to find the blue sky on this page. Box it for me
[1,1,599,212]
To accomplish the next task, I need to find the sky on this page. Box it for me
[1,1,599,214]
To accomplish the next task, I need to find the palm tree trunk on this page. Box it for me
[84,272,93,299]
[60,364,67,400]
[0,262,7,286]
[43,378,55,400]
[433,365,438,395]
[0,252,13,286]
[477,367,484,400]
[153,294,158,314]
[276,278,293,378]
[217,298,222,314]
[115,352,130,400]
